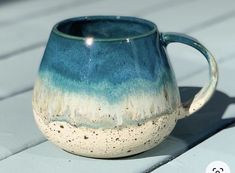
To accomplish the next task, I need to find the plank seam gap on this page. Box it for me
[0,0,26,6]
[132,0,193,17]
[177,52,235,82]
[184,9,235,33]
[0,139,48,162]
[0,42,45,61]
[0,86,33,102]
[0,0,102,27]
[144,120,235,173]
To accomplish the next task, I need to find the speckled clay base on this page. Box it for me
[34,110,177,158]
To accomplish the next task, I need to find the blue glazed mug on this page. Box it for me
[32,16,218,158]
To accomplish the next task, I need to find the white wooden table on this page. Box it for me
[0,0,235,172]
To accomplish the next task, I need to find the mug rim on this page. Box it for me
[52,16,158,42]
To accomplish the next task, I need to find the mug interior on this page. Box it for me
[55,16,157,40]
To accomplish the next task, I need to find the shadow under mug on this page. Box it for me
[32,16,218,158]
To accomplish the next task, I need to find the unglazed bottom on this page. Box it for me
[34,110,177,158]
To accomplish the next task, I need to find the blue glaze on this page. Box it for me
[56,17,154,39]
[39,16,177,103]
[40,71,173,103]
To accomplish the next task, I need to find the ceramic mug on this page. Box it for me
[32,16,218,158]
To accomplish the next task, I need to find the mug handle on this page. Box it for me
[160,32,218,119]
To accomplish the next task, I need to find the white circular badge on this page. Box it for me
[206,161,231,173]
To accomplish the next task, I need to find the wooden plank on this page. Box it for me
[153,123,235,173]
[169,16,235,75]
[144,0,235,32]
[179,54,235,95]
[0,48,43,99]
[161,17,235,83]
[0,91,45,160]
[0,0,190,58]
[142,0,235,75]
[190,17,235,62]
[0,137,185,173]
[0,0,88,25]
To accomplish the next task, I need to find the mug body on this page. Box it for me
[33,16,181,158]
